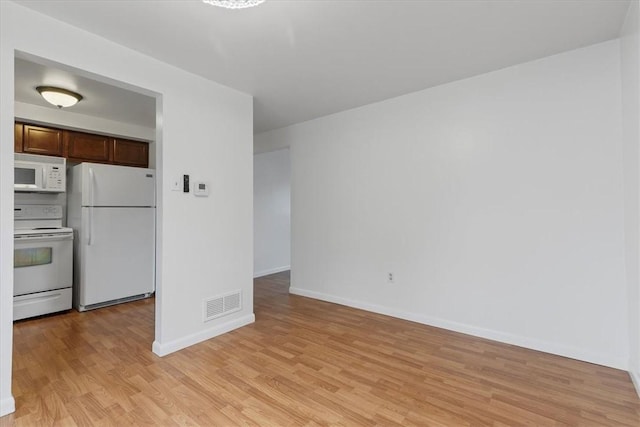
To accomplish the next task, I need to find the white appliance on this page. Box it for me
[14,205,73,320]
[15,153,66,193]
[67,162,156,311]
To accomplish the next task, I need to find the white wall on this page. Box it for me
[254,130,289,154]
[254,149,291,277]
[255,40,629,370]
[621,0,640,393]
[1,2,254,416]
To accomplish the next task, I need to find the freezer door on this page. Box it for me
[78,207,155,307]
[80,163,155,207]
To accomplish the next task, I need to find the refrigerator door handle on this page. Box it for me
[88,167,94,246]
[88,206,93,246]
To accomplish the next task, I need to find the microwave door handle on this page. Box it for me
[88,167,94,246]
[41,167,46,189]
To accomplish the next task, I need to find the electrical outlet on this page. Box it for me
[387,272,395,284]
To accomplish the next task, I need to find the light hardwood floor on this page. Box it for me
[2,271,639,425]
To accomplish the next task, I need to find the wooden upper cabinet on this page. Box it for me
[65,131,112,163]
[14,123,23,152]
[112,138,149,168]
[14,122,150,168]
[22,125,63,156]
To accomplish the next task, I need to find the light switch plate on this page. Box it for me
[171,177,181,191]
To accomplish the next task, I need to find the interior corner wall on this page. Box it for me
[257,40,629,370]
[254,129,290,155]
[621,0,640,393]
[254,149,291,277]
[0,1,253,416]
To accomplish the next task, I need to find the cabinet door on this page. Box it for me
[65,131,112,163]
[112,138,149,168]
[23,125,63,156]
[14,123,23,152]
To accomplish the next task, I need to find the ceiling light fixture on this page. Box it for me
[202,0,265,9]
[36,86,83,108]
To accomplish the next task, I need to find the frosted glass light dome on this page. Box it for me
[36,86,83,108]
[202,0,265,9]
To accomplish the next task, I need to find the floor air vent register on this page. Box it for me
[203,291,242,322]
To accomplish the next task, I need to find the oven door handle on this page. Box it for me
[14,234,73,243]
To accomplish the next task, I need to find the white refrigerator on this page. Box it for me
[67,162,155,311]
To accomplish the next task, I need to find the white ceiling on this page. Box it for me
[14,0,631,133]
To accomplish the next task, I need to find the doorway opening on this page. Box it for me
[253,147,291,289]
[253,148,291,310]
[10,50,163,396]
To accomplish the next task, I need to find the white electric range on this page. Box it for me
[14,205,74,320]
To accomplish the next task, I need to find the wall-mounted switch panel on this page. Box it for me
[183,174,190,193]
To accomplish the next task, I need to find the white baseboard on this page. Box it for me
[152,313,255,357]
[0,396,16,417]
[630,369,640,398]
[254,265,290,278]
[289,287,627,370]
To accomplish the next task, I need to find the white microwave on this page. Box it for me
[14,153,66,193]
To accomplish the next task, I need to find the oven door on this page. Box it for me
[14,233,73,296]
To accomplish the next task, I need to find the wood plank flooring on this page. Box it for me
[2,270,639,425]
